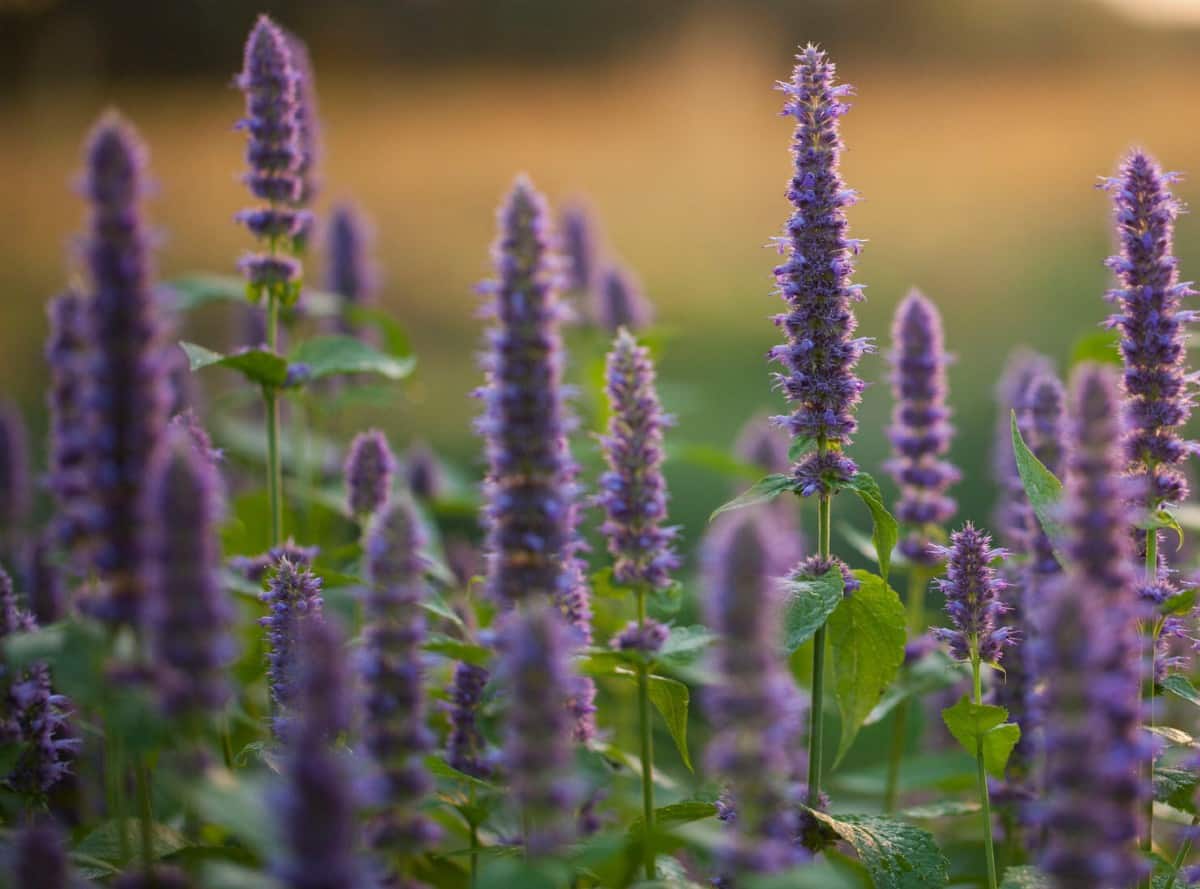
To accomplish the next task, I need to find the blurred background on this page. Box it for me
[5,0,1200,554]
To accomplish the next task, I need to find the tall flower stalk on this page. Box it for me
[597,328,680,879]
[933,524,1013,889]
[236,15,307,547]
[770,44,869,807]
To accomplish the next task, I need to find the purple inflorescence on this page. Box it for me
[344,429,395,519]
[497,603,582,856]
[993,349,1057,548]
[274,617,362,889]
[789,554,860,597]
[144,428,233,717]
[361,498,440,854]
[283,29,320,225]
[704,512,807,878]
[594,265,654,332]
[0,399,30,535]
[260,557,324,737]
[230,540,317,585]
[559,202,598,295]
[14,820,68,889]
[476,176,576,608]
[236,15,306,289]
[404,441,444,502]
[1102,150,1196,509]
[886,289,960,564]
[325,203,378,335]
[81,114,172,628]
[932,523,1013,665]
[447,660,491,779]
[611,618,669,653]
[1032,364,1148,889]
[26,535,66,626]
[769,45,870,494]
[597,329,679,591]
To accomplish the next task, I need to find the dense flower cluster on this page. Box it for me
[559,202,597,296]
[932,523,1013,665]
[404,441,444,502]
[345,429,395,519]
[594,266,653,332]
[260,558,325,737]
[447,661,491,779]
[326,203,378,336]
[45,292,93,563]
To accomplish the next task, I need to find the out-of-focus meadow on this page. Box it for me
[6,0,1200,552]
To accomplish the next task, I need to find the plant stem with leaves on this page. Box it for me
[807,480,832,808]
[635,586,655,879]
[972,653,999,889]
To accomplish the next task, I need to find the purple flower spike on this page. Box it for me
[81,114,171,628]
[275,616,362,889]
[326,203,377,325]
[594,265,654,332]
[344,429,395,519]
[770,45,871,483]
[476,176,575,607]
[236,15,305,288]
[1102,151,1196,508]
[14,820,68,889]
[560,202,598,295]
[361,498,440,855]
[704,512,806,878]
[885,289,960,564]
[0,399,30,535]
[404,440,444,502]
[597,329,679,591]
[260,557,324,738]
[497,603,582,856]
[144,428,233,717]
[611,618,669,653]
[447,661,492,779]
[931,523,1012,665]
[993,350,1057,548]
[283,30,320,217]
[1033,364,1147,889]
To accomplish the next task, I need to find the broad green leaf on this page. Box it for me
[866,649,969,726]
[1010,412,1068,562]
[1069,328,1122,368]
[709,473,795,520]
[1162,674,1200,708]
[781,564,844,653]
[289,335,416,382]
[425,754,499,791]
[1000,866,1053,889]
[899,800,982,819]
[423,634,491,667]
[647,673,693,772]
[185,770,279,857]
[344,305,413,357]
[839,522,910,572]
[75,819,190,867]
[844,472,899,583]
[1162,588,1198,617]
[181,342,290,388]
[828,571,906,765]
[657,625,717,668]
[806,810,949,889]
[941,696,1022,778]
[167,274,254,310]
[1154,766,1200,814]
[628,800,718,837]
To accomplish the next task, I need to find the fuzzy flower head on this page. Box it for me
[344,429,395,519]
[1103,150,1197,507]
[260,557,324,737]
[404,440,444,502]
[735,412,792,476]
[594,265,653,332]
[932,523,1013,665]
[597,328,679,591]
[770,45,870,491]
[447,661,492,779]
[325,202,378,336]
[886,289,960,563]
[559,201,598,295]
[476,176,575,607]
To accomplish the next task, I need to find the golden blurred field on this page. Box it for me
[6,14,1200,533]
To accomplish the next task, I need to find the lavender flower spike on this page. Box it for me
[497,602,581,856]
[144,427,233,717]
[345,429,395,519]
[886,289,960,564]
[594,265,654,332]
[1103,150,1197,508]
[361,498,440,855]
[404,440,444,502]
[704,512,806,878]
[236,15,305,289]
[14,820,69,889]
[1033,364,1147,888]
[559,201,598,295]
[770,45,870,494]
[0,399,31,537]
[82,114,171,627]
[476,176,574,607]
[931,523,1013,666]
[597,328,680,591]
[992,349,1057,549]
[447,660,491,778]
[260,557,324,737]
[325,203,378,335]
[274,617,362,889]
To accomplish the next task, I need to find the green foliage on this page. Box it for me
[866,650,969,726]
[806,810,949,889]
[1009,412,1067,563]
[708,473,795,520]
[182,342,291,388]
[1068,328,1122,367]
[646,674,693,772]
[843,472,899,583]
[828,570,907,765]
[940,696,1021,779]
[1154,766,1200,814]
[999,866,1053,888]
[1162,674,1200,708]
[289,334,416,381]
[781,564,845,654]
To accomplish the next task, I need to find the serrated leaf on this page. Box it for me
[806,810,948,889]
[828,571,906,765]
[648,673,692,772]
[1010,412,1068,564]
[1000,865,1053,888]
[941,696,1022,778]
[1162,674,1200,708]
[709,473,795,520]
[1155,766,1200,814]
[289,335,416,382]
[181,342,290,388]
[844,472,899,583]
[781,565,844,654]
[866,649,969,726]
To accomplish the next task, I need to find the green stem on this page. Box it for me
[1162,814,1199,889]
[636,587,656,881]
[135,762,154,872]
[469,820,480,889]
[264,291,283,547]
[972,656,999,889]
[884,567,930,812]
[111,734,131,864]
[807,489,832,808]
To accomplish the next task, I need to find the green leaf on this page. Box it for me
[657,625,717,668]
[941,696,1022,778]
[866,649,969,726]
[289,335,416,382]
[839,522,910,572]
[806,811,949,889]
[425,754,499,791]
[1000,865,1053,889]
[181,342,290,388]
[423,634,492,667]
[1010,411,1068,562]
[709,473,795,520]
[844,472,899,583]
[1154,766,1200,814]
[781,564,845,654]
[828,570,907,765]
[899,800,982,819]
[1069,328,1122,368]
[167,274,254,310]
[647,673,693,773]
[75,819,190,867]
[787,436,818,463]
[1162,674,1200,708]
[628,800,718,837]
[1139,509,1185,550]
[1147,725,1200,750]
[185,769,279,857]
[1163,588,1198,617]
[344,305,413,357]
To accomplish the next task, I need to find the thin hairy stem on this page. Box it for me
[264,291,284,547]
[807,478,832,808]
[973,655,999,889]
[636,586,656,880]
